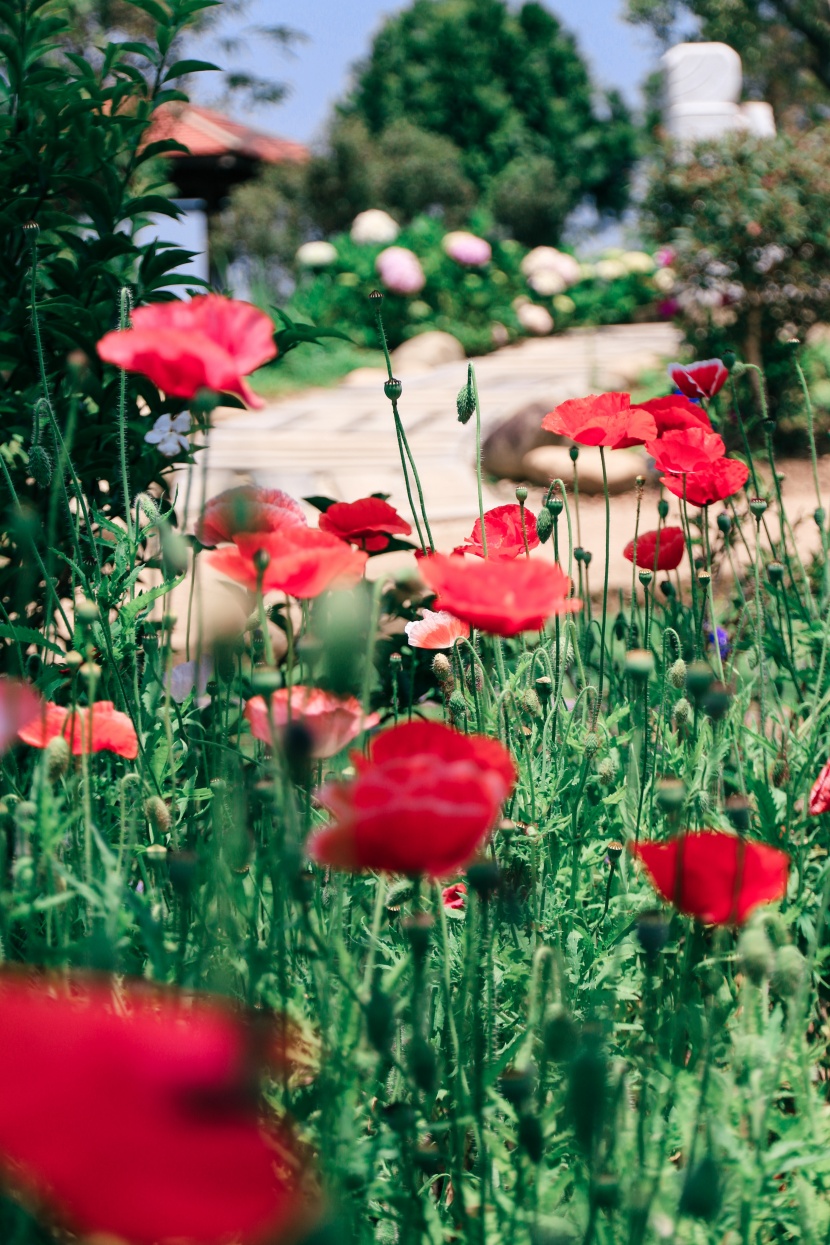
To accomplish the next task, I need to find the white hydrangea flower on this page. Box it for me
[296,240,338,267]
[145,412,191,457]
[350,209,400,245]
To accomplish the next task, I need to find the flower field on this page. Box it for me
[3,276,830,1245]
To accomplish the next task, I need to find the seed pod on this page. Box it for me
[737,927,774,986]
[384,377,402,402]
[717,511,731,535]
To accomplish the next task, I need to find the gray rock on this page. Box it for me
[521,445,646,495]
[481,401,561,481]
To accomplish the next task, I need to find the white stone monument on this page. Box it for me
[662,42,776,143]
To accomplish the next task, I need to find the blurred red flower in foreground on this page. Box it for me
[668,358,728,400]
[647,427,725,475]
[207,524,367,598]
[318,497,411,551]
[453,504,539,560]
[310,720,516,875]
[19,702,138,759]
[623,527,685,571]
[542,393,657,447]
[0,975,302,1245]
[442,882,467,910]
[630,831,789,925]
[420,553,580,637]
[97,294,276,409]
[0,679,41,752]
[636,395,712,436]
[660,457,750,507]
[245,687,379,758]
[197,486,306,547]
[809,759,830,814]
[405,609,471,649]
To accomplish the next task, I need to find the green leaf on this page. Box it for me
[118,574,185,626]
[125,0,170,23]
[303,495,338,513]
[161,58,220,82]
[0,624,64,657]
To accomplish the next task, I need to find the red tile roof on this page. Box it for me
[145,104,308,164]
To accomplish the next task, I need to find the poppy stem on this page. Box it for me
[597,447,610,705]
[470,365,488,560]
[116,287,134,543]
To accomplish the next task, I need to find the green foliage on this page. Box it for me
[642,128,830,437]
[339,0,639,243]
[0,0,216,633]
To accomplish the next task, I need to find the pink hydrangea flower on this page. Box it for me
[376,247,426,295]
[442,231,492,267]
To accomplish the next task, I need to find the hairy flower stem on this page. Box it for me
[470,365,488,559]
[629,484,643,647]
[116,288,134,542]
[753,515,766,738]
[679,480,700,657]
[597,447,611,704]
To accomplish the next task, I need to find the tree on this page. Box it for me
[338,0,638,243]
[626,0,830,118]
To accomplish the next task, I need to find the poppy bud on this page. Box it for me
[574,546,586,563]
[613,612,627,642]
[382,1101,415,1134]
[28,444,52,488]
[548,494,564,517]
[536,508,553,543]
[686,661,713,700]
[680,1155,721,1221]
[407,1035,437,1093]
[45,735,70,781]
[466,858,500,897]
[403,912,433,964]
[583,731,600,758]
[771,945,806,997]
[76,599,99,624]
[518,1112,544,1163]
[625,649,654,681]
[767,561,784,586]
[456,381,475,424]
[144,795,171,835]
[543,1005,579,1061]
[702,681,730,721]
[656,776,685,810]
[815,507,826,528]
[566,1037,607,1154]
[569,445,579,463]
[725,794,751,831]
[144,842,168,866]
[536,676,553,701]
[717,512,731,535]
[522,688,542,717]
[432,653,452,683]
[448,690,467,721]
[657,499,669,520]
[722,349,736,370]
[500,1064,535,1106]
[771,755,789,787]
[591,1174,619,1210]
[253,548,270,575]
[366,983,394,1055]
[65,651,83,670]
[737,926,774,985]
[597,757,615,785]
[749,497,768,520]
[660,580,674,599]
[668,658,686,688]
[636,908,669,960]
[384,377,402,402]
[414,1140,442,1173]
[167,849,198,895]
[14,801,37,830]
[582,550,593,567]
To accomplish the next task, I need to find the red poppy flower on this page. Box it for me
[404,609,471,650]
[318,497,412,552]
[309,719,516,876]
[0,679,41,753]
[629,831,789,925]
[0,974,301,1245]
[18,702,138,759]
[420,553,580,637]
[646,427,726,475]
[197,486,306,547]
[207,523,367,598]
[623,527,685,571]
[668,359,728,400]
[809,759,830,814]
[453,504,539,560]
[660,457,749,507]
[637,395,713,436]
[442,882,467,910]
[245,687,380,758]
[542,392,657,447]
[97,294,276,409]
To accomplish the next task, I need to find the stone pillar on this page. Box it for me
[662,42,776,143]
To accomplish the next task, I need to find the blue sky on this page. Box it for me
[191,0,661,143]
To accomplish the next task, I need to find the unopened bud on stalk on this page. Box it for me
[249,668,281,696]
[144,795,171,835]
[702,680,730,721]
[668,658,686,688]
[656,776,686,810]
[771,754,789,787]
[767,561,785,586]
[717,511,731,535]
[65,651,83,671]
[456,367,475,423]
[636,908,669,960]
[725,794,751,831]
[366,982,394,1055]
[686,661,714,699]
[569,445,579,463]
[384,377,402,402]
[814,507,826,528]
[635,474,646,495]
[672,697,692,726]
[499,1064,536,1106]
[465,662,483,692]
[28,444,52,487]
[80,661,101,681]
[402,912,434,963]
[597,757,615,785]
[543,1005,579,1061]
[432,653,452,683]
[518,1112,544,1163]
[582,550,592,567]
[771,944,806,997]
[583,731,600,758]
[536,675,553,701]
[680,1155,722,1221]
[737,926,774,985]
[536,508,553,542]
[45,736,71,781]
[659,579,674,599]
[657,498,669,520]
[448,690,467,720]
[466,858,500,897]
[574,546,586,564]
[522,688,541,717]
[697,569,711,589]
[625,649,654,680]
[749,497,768,520]
[253,548,270,575]
[75,599,99,624]
[606,840,623,864]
